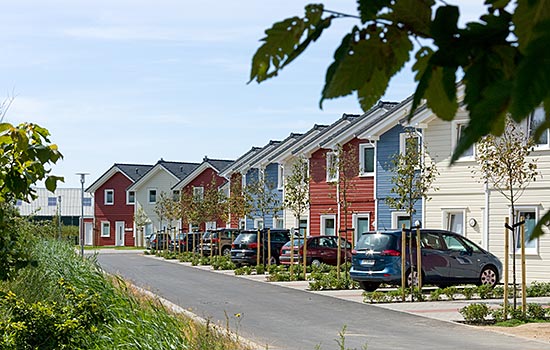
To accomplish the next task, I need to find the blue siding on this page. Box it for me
[376,125,423,229]
[244,164,283,229]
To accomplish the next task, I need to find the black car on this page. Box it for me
[199,228,240,256]
[169,232,202,252]
[149,233,171,250]
[230,229,290,266]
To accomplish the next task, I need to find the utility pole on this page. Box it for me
[58,195,62,240]
[77,173,89,257]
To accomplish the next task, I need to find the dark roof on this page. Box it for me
[116,163,154,182]
[157,159,201,180]
[203,157,234,172]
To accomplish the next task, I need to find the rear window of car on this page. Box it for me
[356,233,398,251]
[233,233,257,244]
[283,239,304,247]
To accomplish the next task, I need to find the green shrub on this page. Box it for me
[527,281,550,297]
[386,289,403,302]
[527,303,546,320]
[492,285,504,299]
[234,266,253,275]
[491,306,509,323]
[460,303,490,323]
[462,287,476,300]
[255,264,265,275]
[210,256,236,270]
[442,286,457,300]
[429,288,442,301]
[363,291,388,303]
[477,284,494,299]
[199,256,211,266]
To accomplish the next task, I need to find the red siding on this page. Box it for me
[94,171,135,246]
[182,167,228,231]
[308,138,375,242]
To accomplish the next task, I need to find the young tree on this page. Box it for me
[386,130,438,289]
[327,143,358,278]
[228,174,253,229]
[475,118,539,308]
[283,156,310,276]
[134,206,150,247]
[245,169,282,229]
[250,1,550,237]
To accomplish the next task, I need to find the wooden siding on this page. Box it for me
[425,116,550,282]
[245,164,283,229]
[94,171,135,246]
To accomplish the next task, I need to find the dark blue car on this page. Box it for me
[350,229,503,291]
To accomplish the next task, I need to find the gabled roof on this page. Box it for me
[127,159,200,192]
[268,124,328,164]
[230,140,282,174]
[248,133,303,169]
[219,147,262,178]
[291,113,361,156]
[320,101,398,148]
[172,156,234,190]
[86,163,153,193]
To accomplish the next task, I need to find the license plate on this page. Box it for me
[236,253,244,258]
[361,259,375,266]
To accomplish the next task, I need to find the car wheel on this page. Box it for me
[268,256,278,265]
[222,247,231,256]
[359,281,380,292]
[311,259,322,268]
[479,266,498,287]
[406,268,419,287]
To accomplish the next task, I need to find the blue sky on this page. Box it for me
[1,1,484,187]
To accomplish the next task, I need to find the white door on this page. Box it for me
[84,222,93,246]
[115,221,125,246]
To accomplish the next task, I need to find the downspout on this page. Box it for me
[413,128,425,227]
[484,181,490,250]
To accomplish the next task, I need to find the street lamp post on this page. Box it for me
[58,195,62,240]
[77,173,89,257]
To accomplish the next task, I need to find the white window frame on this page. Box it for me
[326,151,338,182]
[399,132,420,155]
[359,143,376,177]
[277,164,284,189]
[239,218,246,230]
[193,186,204,200]
[451,120,475,161]
[126,191,135,205]
[148,189,157,204]
[441,209,467,235]
[172,190,180,201]
[391,211,410,229]
[274,216,284,229]
[321,214,337,236]
[511,206,539,255]
[299,217,309,237]
[254,218,264,230]
[104,189,114,205]
[352,213,371,244]
[101,221,110,237]
[528,107,550,149]
[47,197,57,206]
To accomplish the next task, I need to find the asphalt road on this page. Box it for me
[96,252,550,350]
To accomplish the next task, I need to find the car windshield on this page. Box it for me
[233,233,257,244]
[202,232,212,239]
[283,239,304,248]
[356,233,398,251]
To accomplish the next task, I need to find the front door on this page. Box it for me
[84,222,93,246]
[115,221,125,246]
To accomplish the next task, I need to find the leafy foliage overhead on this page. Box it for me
[249,0,550,163]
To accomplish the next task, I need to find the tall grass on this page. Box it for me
[1,239,251,350]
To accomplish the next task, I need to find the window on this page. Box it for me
[391,211,410,229]
[359,143,375,176]
[127,191,135,204]
[354,214,370,244]
[277,164,284,189]
[101,221,110,237]
[254,218,264,230]
[172,190,180,201]
[205,221,217,230]
[193,187,204,200]
[83,198,92,207]
[453,121,475,160]
[299,218,308,237]
[400,133,420,156]
[15,199,22,206]
[239,219,246,230]
[104,189,114,205]
[528,107,549,148]
[274,217,284,229]
[321,215,336,236]
[514,207,539,255]
[443,234,467,252]
[326,151,338,182]
[148,189,157,204]
[47,197,57,206]
[443,210,466,235]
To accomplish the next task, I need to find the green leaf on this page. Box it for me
[513,0,550,54]
[531,210,550,240]
[510,20,550,120]
[431,5,459,46]
[423,66,458,121]
[356,0,392,23]
[387,0,434,37]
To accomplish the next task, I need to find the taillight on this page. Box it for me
[381,249,401,256]
[351,249,357,255]
[231,244,235,249]
[212,238,219,243]
[249,242,258,249]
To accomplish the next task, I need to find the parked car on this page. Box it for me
[350,229,503,292]
[169,232,202,252]
[230,229,290,266]
[279,235,352,267]
[149,232,172,250]
[199,228,240,256]
[196,231,213,255]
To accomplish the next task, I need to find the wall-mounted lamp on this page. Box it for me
[469,218,477,228]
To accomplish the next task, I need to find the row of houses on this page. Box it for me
[85,93,550,282]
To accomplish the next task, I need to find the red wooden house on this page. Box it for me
[86,163,152,246]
